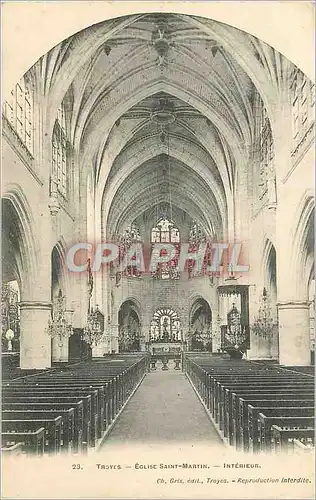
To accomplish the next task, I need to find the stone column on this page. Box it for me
[92,337,107,357]
[139,324,147,351]
[248,333,273,360]
[111,324,119,353]
[278,301,311,366]
[211,300,221,353]
[19,301,52,369]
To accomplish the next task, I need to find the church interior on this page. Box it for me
[1,12,315,458]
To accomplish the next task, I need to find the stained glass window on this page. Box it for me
[150,218,180,279]
[258,104,274,199]
[52,102,68,198]
[117,222,142,279]
[290,69,315,150]
[3,78,33,154]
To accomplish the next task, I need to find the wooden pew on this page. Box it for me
[258,415,315,452]
[18,378,112,430]
[15,377,116,429]
[1,442,23,457]
[1,427,45,456]
[39,375,117,423]
[184,354,314,455]
[222,385,314,442]
[216,377,314,423]
[2,354,149,456]
[219,382,314,436]
[3,386,97,446]
[6,381,105,438]
[2,417,63,455]
[248,406,315,453]
[270,425,315,453]
[2,398,85,452]
[29,372,122,423]
[235,395,315,451]
[187,360,310,414]
[2,402,83,452]
[2,409,75,453]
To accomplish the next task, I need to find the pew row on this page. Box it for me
[184,353,315,454]
[1,353,149,456]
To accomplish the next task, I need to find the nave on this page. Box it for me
[99,367,223,447]
[2,352,314,458]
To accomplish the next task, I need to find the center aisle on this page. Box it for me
[99,368,224,447]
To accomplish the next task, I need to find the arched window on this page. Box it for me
[290,68,315,151]
[3,77,33,154]
[117,222,142,279]
[151,218,180,279]
[151,218,180,243]
[258,103,274,201]
[52,102,69,198]
[150,308,182,343]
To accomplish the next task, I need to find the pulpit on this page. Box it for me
[217,282,250,356]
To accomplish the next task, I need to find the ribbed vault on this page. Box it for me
[106,155,223,238]
[31,12,286,239]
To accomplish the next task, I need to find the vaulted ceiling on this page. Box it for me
[37,12,284,238]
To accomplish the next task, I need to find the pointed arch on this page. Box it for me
[2,184,38,298]
[290,189,314,298]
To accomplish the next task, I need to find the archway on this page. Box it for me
[304,208,315,365]
[118,300,141,352]
[279,201,315,366]
[189,298,212,351]
[1,197,34,369]
[2,198,29,295]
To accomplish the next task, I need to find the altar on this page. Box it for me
[148,342,184,370]
[147,308,186,370]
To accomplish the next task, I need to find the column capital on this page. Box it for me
[277,300,310,310]
[19,301,52,311]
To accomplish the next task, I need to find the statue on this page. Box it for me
[162,317,169,341]
[5,329,14,351]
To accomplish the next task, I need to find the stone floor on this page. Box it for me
[99,365,224,447]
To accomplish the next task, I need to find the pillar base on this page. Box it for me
[278,301,311,366]
[52,336,69,363]
[19,301,52,369]
[92,339,107,357]
[247,333,278,361]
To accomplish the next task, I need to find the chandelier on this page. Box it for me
[47,290,73,343]
[252,288,278,339]
[82,306,104,347]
